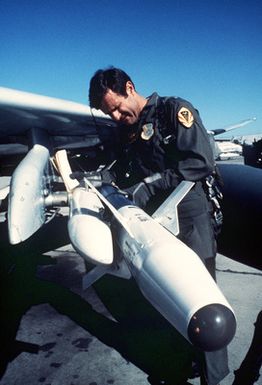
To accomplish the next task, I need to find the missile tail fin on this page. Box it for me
[152,180,195,235]
[82,260,131,290]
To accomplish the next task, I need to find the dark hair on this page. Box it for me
[89,67,134,109]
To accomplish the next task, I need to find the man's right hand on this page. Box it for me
[70,169,114,187]
[125,181,152,208]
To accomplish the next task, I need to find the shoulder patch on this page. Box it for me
[177,107,194,128]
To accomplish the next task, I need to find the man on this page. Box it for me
[88,67,228,385]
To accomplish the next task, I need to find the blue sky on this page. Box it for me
[1,0,262,137]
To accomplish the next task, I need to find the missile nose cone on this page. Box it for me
[188,304,236,351]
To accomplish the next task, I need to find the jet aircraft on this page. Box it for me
[0,87,261,360]
[207,117,256,161]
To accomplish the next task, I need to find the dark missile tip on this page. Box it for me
[188,303,236,352]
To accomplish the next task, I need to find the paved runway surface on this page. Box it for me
[0,238,261,385]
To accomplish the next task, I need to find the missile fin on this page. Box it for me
[82,260,131,290]
[152,180,195,235]
[82,265,111,290]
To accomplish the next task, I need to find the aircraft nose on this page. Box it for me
[187,303,236,351]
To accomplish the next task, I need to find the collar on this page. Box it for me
[119,92,159,144]
[138,92,159,125]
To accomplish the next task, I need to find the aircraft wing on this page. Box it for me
[0,87,118,243]
[208,117,256,137]
[0,86,118,156]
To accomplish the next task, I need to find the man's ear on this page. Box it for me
[126,80,135,95]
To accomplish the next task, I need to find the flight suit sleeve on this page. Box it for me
[165,97,215,182]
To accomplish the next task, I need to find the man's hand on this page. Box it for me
[125,172,175,208]
[125,182,152,208]
[70,169,114,187]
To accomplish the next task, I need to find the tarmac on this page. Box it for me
[0,226,261,385]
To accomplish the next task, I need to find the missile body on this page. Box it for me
[99,185,236,352]
[67,183,236,351]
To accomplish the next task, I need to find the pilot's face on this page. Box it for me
[101,81,141,125]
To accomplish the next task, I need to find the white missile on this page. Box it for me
[68,186,113,265]
[97,185,237,352]
[67,178,236,351]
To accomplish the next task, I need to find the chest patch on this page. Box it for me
[177,107,194,128]
[141,123,154,140]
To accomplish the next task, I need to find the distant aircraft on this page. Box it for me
[0,87,260,354]
[207,117,256,161]
[215,140,242,160]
